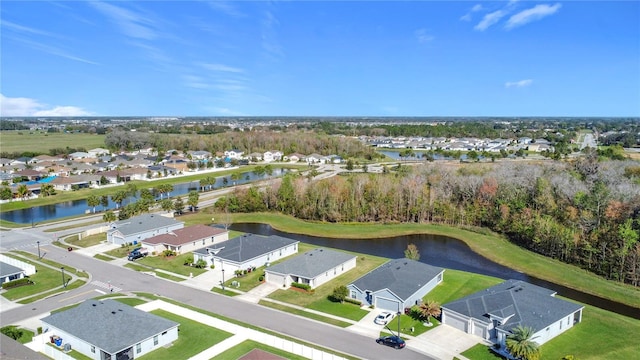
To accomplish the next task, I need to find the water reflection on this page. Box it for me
[231,223,640,319]
[0,168,287,224]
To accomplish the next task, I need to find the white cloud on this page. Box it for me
[506,3,562,30]
[200,63,244,73]
[0,94,92,116]
[90,1,157,40]
[2,20,55,37]
[472,4,483,12]
[505,79,533,88]
[475,10,508,31]
[415,29,435,43]
[207,1,246,18]
[460,4,484,22]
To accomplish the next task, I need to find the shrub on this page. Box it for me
[258,275,265,282]
[184,256,194,266]
[0,326,23,341]
[194,259,207,269]
[210,264,215,269]
[329,285,349,303]
[344,297,362,306]
[291,282,312,291]
[37,327,42,335]
[162,250,176,257]
[2,278,33,289]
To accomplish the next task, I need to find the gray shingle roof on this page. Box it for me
[0,262,25,278]
[350,259,444,301]
[266,248,356,278]
[41,299,179,354]
[194,233,298,263]
[442,279,584,333]
[110,214,183,236]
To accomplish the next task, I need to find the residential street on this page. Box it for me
[1,238,435,360]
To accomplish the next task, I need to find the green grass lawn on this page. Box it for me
[137,310,233,360]
[306,298,368,322]
[17,280,86,304]
[155,271,187,282]
[67,232,106,248]
[426,269,503,304]
[94,254,115,261]
[12,251,89,278]
[1,254,78,301]
[105,244,139,258]
[222,212,640,310]
[462,344,506,360]
[212,340,309,360]
[137,253,207,277]
[258,301,353,328]
[0,131,106,154]
[113,297,148,307]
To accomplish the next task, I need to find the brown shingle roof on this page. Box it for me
[142,224,227,246]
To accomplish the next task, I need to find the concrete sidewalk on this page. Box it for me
[137,300,349,360]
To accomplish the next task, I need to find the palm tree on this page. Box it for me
[111,190,127,209]
[418,300,441,326]
[188,191,199,211]
[87,195,100,213]
[102,210,116,223]
[16,184,30,201]
[506,325,540,360]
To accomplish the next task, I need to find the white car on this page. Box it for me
[374,312,394,325]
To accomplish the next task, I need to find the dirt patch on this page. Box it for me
[238,348,287,360]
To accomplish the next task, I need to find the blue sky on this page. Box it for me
[1,1,638,117]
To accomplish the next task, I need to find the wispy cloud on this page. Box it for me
[5,35,99,65]
[261,9,284,60]
[506,3,562,30]
[0,94,93,116]
[207,0,246,18]
[415,29,435,43]
[200,63,244,73]
[475,9,508,31]
[2,20,56,37]
[505,79,533,88]
[460,4,484,22]
[89,1,157,40]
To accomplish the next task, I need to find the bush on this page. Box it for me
[329,285,349,303]
[37,327,42,335]
[291,282,312,291]
[184,256,194,266]
[210,264,215,269]
[344,297,362,306]
[258,275,265,282]
[2,278,33,289]
[162,250,176,257]
[0,326,23,341]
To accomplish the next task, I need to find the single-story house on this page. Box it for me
[107,213,184,245]
[224,150,244,159]
[141,224,229,255]
[193,233,299,274]
[50,176,90,191]
[441,279,584,348]
[265,248,356,289]
[347,259,444,312]
[0,262,27,285]
[41,299,179,360]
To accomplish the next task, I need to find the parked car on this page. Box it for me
[374,311,394,325]
[127,248,148,261]
[376,335,405,349]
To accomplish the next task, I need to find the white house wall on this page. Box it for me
[108,223,184,245]
[132,326,178,358]
[309,256,356,288]
[0,254,36,275]
[531,312,578,346]
[42,325,100,360]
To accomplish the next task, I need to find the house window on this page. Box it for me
[154,335,159,345]
[91,346,95,353]
[136,343,141,353]
[438,273,443,282]
[334,268,336,275]
[341,264,344,271]
[193,242,196,246]
[567,318,570,325]
[326,272,328,276]
[350,290,356,298]
[279,249,282,256]
[202,239,205,245]
[560,321,563,330]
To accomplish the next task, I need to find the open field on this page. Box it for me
[0,131,106,154]
[193,212,640,310]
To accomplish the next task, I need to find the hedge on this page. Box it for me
[291,282,312,291]
[2,278,33,289]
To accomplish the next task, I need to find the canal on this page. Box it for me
[231,223,640,320]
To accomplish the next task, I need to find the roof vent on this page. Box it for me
[92,304,97,307]
[111,311,116,314]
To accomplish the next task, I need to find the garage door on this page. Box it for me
[375,297,400,313]
[444,312,468,333]
[473,323,485,338]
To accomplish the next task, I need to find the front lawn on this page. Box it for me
[258,301,353,328]
[212,340,308,360]
[67,233,106,248]
[462,344,506,360]
[137,253,207,277]
[138,310,233,360]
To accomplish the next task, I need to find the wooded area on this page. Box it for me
[217,154,640,286]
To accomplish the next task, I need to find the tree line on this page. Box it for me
[217,156,640,286]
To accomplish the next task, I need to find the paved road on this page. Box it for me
[1,241,433,360]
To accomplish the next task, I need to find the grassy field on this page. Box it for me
[67,233,106,247]
[0,131,107,154]
[212,340,309,360]
[138,310,233,360]
[193,212,640,310]
[258,301,353,328]
[137,253,207,277]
